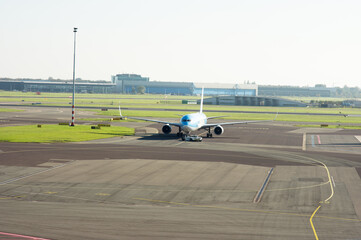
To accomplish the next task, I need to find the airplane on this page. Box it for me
[119,87,277,140]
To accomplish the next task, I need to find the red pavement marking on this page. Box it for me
[0,232,49,240]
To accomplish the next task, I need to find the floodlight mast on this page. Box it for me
[70,27,77,126]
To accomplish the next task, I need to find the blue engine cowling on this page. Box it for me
[214,125,224,135]
[162,124,172,134]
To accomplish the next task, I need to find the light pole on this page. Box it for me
[70,27,77,126]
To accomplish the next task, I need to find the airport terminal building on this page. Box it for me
[0,78,114,93]
[111,74,194,95]
[111,74,258,96]
[259,85,331,97]
[201,95,307,107]
[193,83,257,96]
[0,74,326,98]
[0,74,259,96]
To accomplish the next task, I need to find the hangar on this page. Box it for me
[259,85,331,97]
[0,79,114,93]
[193,83,257,96]
[111,74,258,96]
[112,74,194,95]
[201,95,307,107]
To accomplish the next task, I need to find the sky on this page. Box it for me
[1,0,361,87]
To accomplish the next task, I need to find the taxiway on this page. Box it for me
[1,106,361,239]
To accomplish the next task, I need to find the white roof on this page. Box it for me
[193,83,257,90]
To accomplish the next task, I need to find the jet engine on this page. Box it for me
[214,125,224,135]
[162,124,172,134]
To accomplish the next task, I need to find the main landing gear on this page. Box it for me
[177,132,186,141]
[178,132,186,140]
[177,127,183,138]
[177,131,188,141]
[177,128,186,140]
[206,128,213,138]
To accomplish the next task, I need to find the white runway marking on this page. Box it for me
[173,141,185,146]
[355,136,361,143]
[331,176,335,187]
[239,127,269,130]
[302,133,306,151]
[0,160,74,185]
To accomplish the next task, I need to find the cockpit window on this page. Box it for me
[182,119,191,122]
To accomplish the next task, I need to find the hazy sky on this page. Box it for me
[1,0,361,87]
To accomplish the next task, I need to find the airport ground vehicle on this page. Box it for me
[183,135,202,142]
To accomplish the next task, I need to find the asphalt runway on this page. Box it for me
[1,106,361,239]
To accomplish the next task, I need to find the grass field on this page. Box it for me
[2,91,361,115]
[0,124,134,143]
[1,91,361,124]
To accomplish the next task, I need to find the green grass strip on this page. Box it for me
[0,124,134,143]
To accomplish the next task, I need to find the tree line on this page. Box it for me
[331,86,361,98]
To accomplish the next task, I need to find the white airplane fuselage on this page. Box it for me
[180,112,207,134]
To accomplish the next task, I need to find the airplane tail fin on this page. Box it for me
[200,87,204,113]
[274,111,279,121]
[119,102,123,117]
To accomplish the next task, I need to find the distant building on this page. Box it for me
[259,85,331,97]
[0,80,24,91]
[111,74,194,95]
[201,96,307,107]
[0,78,114,93]
[343,100,361,108]
[0,76,332,99]
[112,74,149,93]
[32,81,113,93]
[193,83,257,96]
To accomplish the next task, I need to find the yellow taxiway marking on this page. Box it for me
[266,181,329,192]
[276,151,336,240]
[95,193,111,196]
[300,156,334,240]
[44,192,57,194]
[310,205,321,240]
[0,195,25,200]
[133,197,361,223]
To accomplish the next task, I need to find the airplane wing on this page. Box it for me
[124,116,182,127]
[207,115,228,119]
[202,112,278,128]
[119,106,182,127]
[201,119,273,128]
